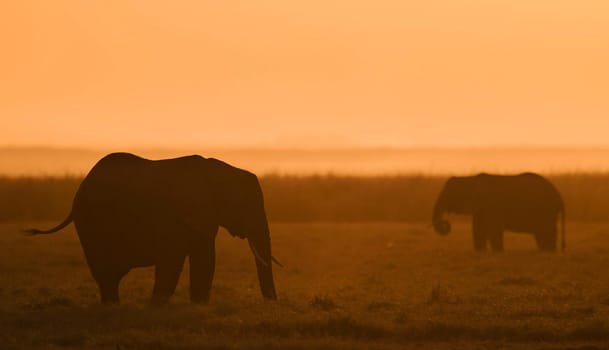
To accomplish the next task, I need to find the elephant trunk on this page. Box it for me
[248,227,277,300]
[432,191,451,235]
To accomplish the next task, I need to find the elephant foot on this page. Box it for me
[150,294,172,306]
[538,246,557,253]
[490,239,504,252]
[150,290,173,306]
[190,295,210,304]
[473,246,487,253]
[189,283,212,304]
[262,290,278,300]
[101,298,120,305]
[98,279,121,305]
[190,289,211,304]
[472,237,487,252]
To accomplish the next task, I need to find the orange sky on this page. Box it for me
[1,1,608,148]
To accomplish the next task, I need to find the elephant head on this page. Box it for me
[211,160,279,299]
[432,176,477,235]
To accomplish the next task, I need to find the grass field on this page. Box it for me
[4,173,609,222]
[2,220,609,349]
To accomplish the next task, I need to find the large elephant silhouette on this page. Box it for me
[432,173,565,252]
[24,153,281,304]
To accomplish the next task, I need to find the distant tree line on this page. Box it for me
[1,174,609,222]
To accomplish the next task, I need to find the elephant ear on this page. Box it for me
[206,158,256,238]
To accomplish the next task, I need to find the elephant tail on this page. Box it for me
[560,205,566,252]
[22,212,74,235]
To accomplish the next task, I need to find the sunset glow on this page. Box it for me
[5,3,609,348]
[1,1,608,148]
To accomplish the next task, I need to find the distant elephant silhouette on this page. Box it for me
[24,152,281,304]
[432,173,565,252]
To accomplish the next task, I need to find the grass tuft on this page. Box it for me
[428,285,460,304]
[367,301,397,311]
[497,276,537,286]
[309,295,339,311]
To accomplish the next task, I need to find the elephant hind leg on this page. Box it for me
[473,231,487,252]
[472,215,489,252]
[489,230,504,252]
[189,237,216,304]
[96,269,128,304]
[535,227,557,252]
[152,254,186,305]
[99,279,119,304]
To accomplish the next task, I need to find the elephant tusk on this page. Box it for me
[248,239,269,267]
[271,256,284,268]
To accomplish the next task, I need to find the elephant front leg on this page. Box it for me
[96,270,126,305]
[534,226,557,252]
[489,229,504,252]
[151,253,186,306]
[472,214,489,252]
[89,262,129,305]
[189,236,216,303]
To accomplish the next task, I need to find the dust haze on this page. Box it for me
[4,147,609,176]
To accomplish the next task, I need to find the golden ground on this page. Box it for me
[1,221,609,349]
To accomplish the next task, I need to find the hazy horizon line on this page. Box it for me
[6,144,609,152]
[5,145,609,177]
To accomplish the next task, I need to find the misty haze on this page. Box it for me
[4,147,609,176]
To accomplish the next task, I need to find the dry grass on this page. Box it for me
[2,221,609,349]
[3,173,609,222]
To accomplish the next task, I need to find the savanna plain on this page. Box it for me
[2,175,609,349]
